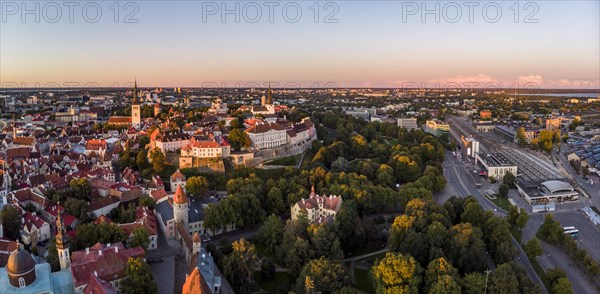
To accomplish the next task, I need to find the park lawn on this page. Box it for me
[254,272,293,293]
[354,268,375,293]
[490,196,511,211]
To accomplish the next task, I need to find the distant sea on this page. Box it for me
[516,93,599,98]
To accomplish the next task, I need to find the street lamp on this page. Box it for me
[484,269,492,294]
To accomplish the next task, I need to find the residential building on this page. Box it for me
[70,242,145,293]
[117,207,158,250]
[397,118,418,130]
[424,120,450,137]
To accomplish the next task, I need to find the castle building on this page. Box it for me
[291,186,343,224]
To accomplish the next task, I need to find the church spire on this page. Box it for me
[55,205,69,250]
[266,84,273,105]
[132,79,140,105]
[55,202,71,270]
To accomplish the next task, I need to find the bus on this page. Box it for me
[563,227,579,238]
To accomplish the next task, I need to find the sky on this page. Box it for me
[1,1,599,89]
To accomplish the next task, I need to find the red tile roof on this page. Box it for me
[70,242,145,288]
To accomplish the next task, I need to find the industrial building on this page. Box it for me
[425,120,450,137]
[516,179,579,205]
[475,151,518,180]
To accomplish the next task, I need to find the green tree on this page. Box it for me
[389,155,421,183]
[136,149,149,171]
[149,148,166,175]
[524,237,543,259]
[186,176,209,198]
[120,257,158,294]
[266,187,285,215]
[376,164,395,187]
[260,258,276,279]
[258,214,284,255]
[308,222,344,260]
[552,278,573,294]
[138,135,150,148]
[296,257,351,294]
[582,166,590,178]
[461,272,485,294]
[424,257,460,294]
[46,238,61,272]
[515,208,529,230]
[228,128,251,150]
[503,171,515,187]
[538,214,563,243]
[331,156,349,172]
[516,127,527,147]
[0,205,21,240]
[129,227,150,252]
[138,195,156,209]
[70,178,92,200]
[64,198,90,223]
[371,252,422,294]
[489,263,519,294]
[499,184,509,198]
[223,239,259,289]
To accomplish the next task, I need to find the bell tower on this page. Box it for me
[132,79,141,129]
[55,206,71,270]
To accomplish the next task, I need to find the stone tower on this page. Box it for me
[131,79,141,129]
[173,185,189,229]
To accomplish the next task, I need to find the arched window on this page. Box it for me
[18,277,26,288]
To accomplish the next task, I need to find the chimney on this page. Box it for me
[107,243,111,248]
[115,246,118,253]
[98,249,102,256]
[86,247,89,254]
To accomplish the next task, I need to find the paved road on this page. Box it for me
[522,212,600,294]
[441,151,507,216]
[440,151,545,292]
[559,144,600,208]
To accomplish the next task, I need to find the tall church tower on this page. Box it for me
[173,185,189,229]
[131,79,141,129]
[55,207,71,270]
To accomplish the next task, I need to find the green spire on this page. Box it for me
[133,79,140,105]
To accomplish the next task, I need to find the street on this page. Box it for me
[437,151,547,291]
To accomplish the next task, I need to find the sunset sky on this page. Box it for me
[1,1,599,88]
